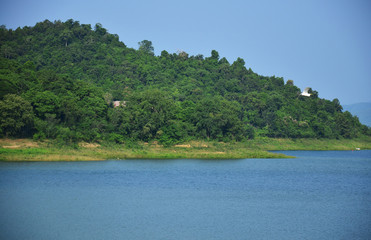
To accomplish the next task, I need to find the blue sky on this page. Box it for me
[1,0,370,105]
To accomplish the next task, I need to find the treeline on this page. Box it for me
[0,19,369,145]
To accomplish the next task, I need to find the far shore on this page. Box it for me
[0,137,370,162]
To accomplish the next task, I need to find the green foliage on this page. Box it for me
[31,91,59,119]
[192,96,248,141]
[158,120,194,146]
[56,127,78,145]
[107,133,125,144]
[0,94,34,137]
[0,19,368,144]
[123,89,176,141]
[138,40,154,55]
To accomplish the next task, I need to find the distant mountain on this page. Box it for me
[343,102,371,127]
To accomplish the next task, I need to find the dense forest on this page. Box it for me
[0,19,369,145]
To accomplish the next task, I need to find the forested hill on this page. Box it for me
[0,19,369,144]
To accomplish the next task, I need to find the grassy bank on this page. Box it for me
[0,137,370,161]
[0,139,288,161]
[244,136,371,151]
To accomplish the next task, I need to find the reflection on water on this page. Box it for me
[1,151,371,240]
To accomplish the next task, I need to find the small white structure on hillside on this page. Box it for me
[300,87,311,97]
[113,101,126,108]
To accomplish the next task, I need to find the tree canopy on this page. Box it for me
[0,19,369,144]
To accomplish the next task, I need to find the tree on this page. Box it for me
[0,94,34,137]
[210,50,219,60]
[60,29,72,47]
[192,96,249,140]
[31,91,59,119]
[332,98,343,112]
[138,40,154,55]
[286,80,294,86]
[1,44,16,58]
[123,89,176,141]
[336,111,360,138]
[94,23,107,36]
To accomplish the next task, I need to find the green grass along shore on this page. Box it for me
[0,137,370,162]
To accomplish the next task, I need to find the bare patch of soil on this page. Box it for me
[79,142,101,148]
[174,144,191,148]
[0,138,39,148]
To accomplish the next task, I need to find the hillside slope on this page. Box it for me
[0,19,369,144]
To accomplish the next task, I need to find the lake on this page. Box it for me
[1,150,371,240]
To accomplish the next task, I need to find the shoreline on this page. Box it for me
[1,137,370,162]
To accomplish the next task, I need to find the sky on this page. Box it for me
[1,0,370,105]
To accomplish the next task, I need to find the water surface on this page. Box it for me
[1,150,370,239]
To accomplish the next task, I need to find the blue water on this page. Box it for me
[1,151,371,240]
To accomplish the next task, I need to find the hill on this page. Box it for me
[343,102,371,127]
[0,19,369,145]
